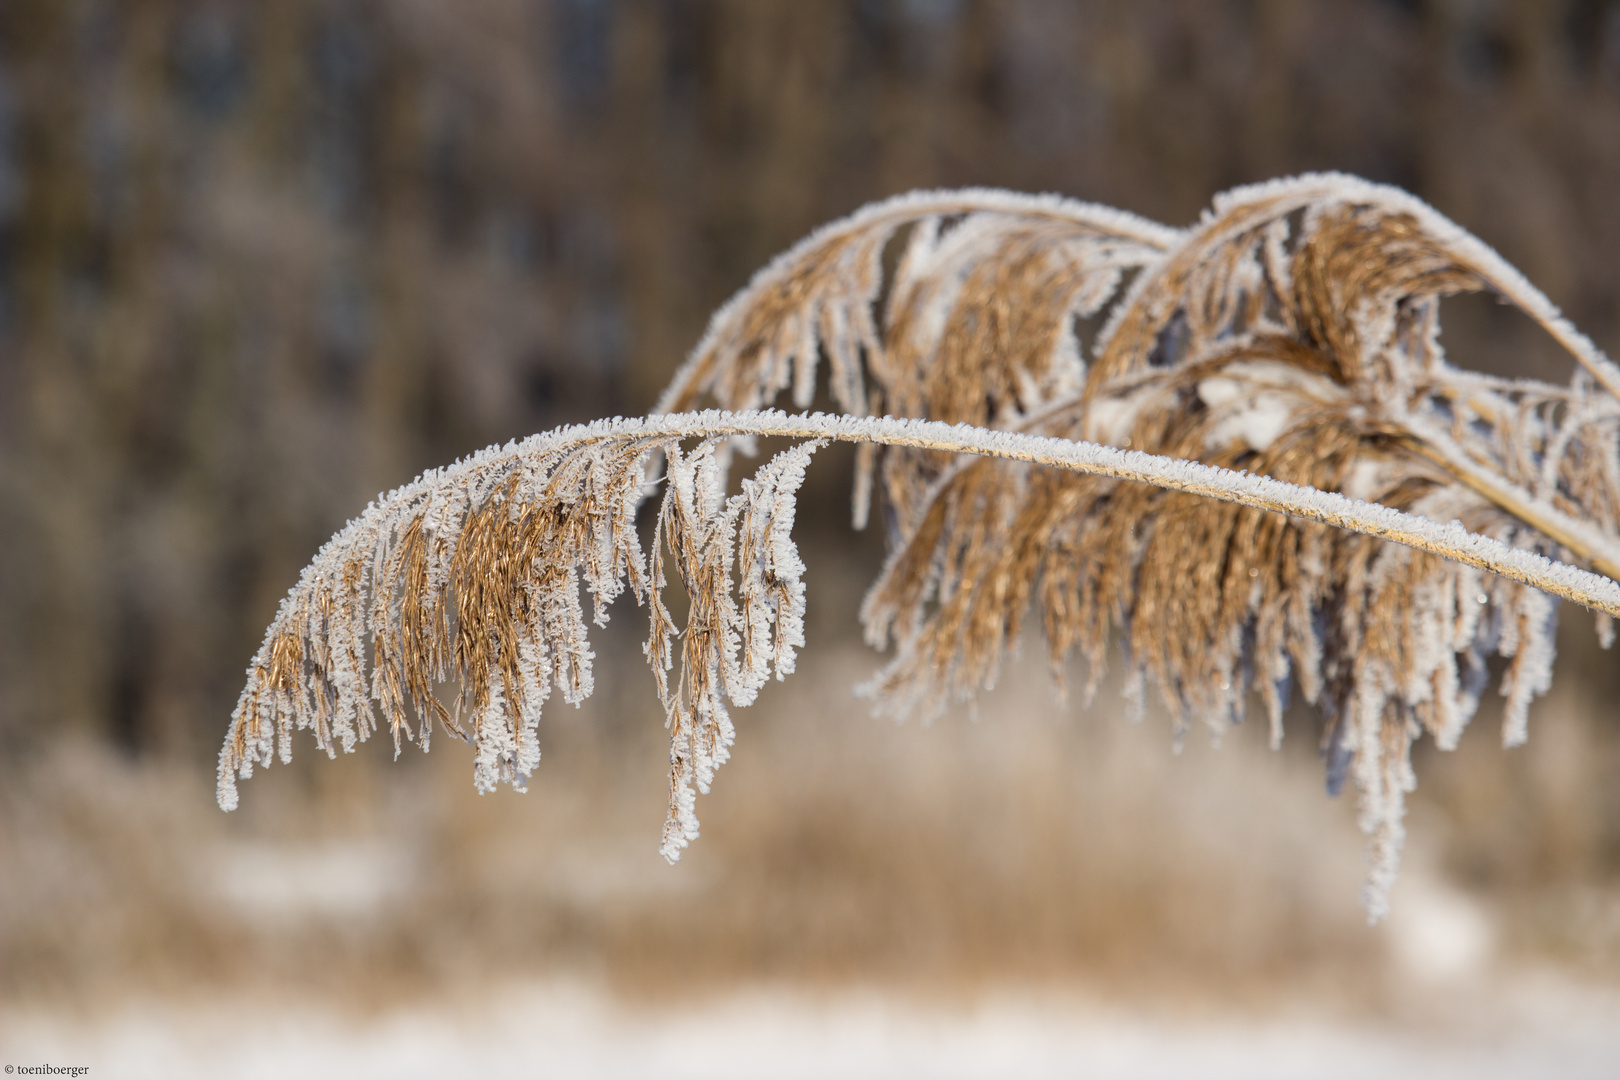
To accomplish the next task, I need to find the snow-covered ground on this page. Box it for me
[6,976,1619,1080]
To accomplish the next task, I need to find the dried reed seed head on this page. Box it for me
[223,174,1619,919]
[657,190,1176,532]
[843,175,1617,916]
[218,419,825,863]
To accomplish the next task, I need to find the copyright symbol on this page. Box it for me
[7,1063,14,1073]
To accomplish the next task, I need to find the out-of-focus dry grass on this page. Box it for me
[5,543,1618,1021]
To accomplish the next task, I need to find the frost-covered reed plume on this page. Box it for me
[220,174,1620,918]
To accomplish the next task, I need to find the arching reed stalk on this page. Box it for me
[220,175,1620,919]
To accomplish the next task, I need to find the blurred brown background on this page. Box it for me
[3,0,1620,1035]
